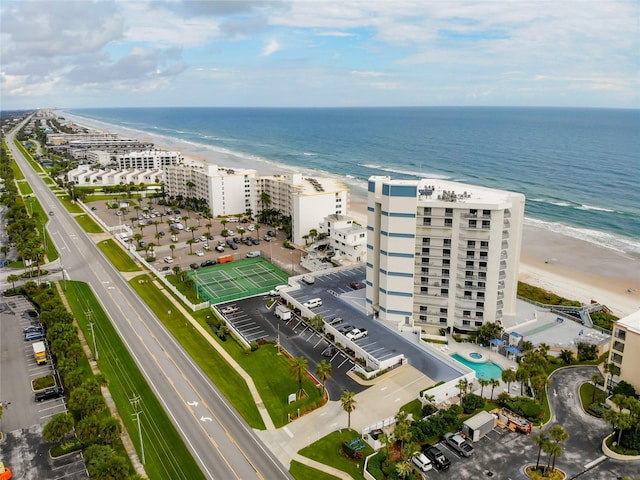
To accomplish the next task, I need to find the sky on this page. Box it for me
[1,0,639,110]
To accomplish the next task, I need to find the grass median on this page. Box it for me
[128,274,265,429]
[64,281,206,480]
[76,214,104,233]
[98,239,140,272]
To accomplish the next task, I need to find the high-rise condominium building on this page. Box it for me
[366,176,525,333]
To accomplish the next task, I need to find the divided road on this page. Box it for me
[6,122,292,479]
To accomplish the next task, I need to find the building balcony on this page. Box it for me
[611,353,623,364]
[613,341,625,353]
[614,329,626,341]
[502,230,510,239]
[456,284,485,291]
[504,210,511,219]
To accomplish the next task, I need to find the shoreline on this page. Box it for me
[63,111,640,317]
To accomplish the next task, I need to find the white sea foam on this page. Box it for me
[361,163,450,179]
[578,204,615,213]
[524,217,640,257]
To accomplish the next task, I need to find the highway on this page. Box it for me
[5,118,292,480]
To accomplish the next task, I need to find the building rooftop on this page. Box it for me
[617,310,640,334]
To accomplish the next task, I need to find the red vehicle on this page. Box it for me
[350,281,364,290]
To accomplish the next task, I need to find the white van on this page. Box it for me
[303,298,322,309]
[269,285,288,296]
[302,275,315,285]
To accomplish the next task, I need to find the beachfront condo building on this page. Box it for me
[255,173,349,245]
[164,161,257,217]
[116,150,183,170]
[365,176,525,333]
[605,310,640,392]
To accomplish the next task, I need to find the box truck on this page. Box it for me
[218,254,233,263]
[32,341,47,364]
[274,304,292,321]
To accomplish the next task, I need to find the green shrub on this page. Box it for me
[250,341,259,351]
[367,450,387,480]
[33,375,55,390]
[50,438,82,457]
[587,403,607,418]
[517,282,581,306]
[461,393,485,414]
[342,438,363,459]
[501,396,543,421]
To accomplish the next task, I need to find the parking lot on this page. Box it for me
[0,295,88,480]
[214,294,367,399]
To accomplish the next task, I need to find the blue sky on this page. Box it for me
[1,0,638,109]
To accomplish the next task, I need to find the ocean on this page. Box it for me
[65,107,640,257]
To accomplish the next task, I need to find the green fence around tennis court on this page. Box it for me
[186,257,289,304]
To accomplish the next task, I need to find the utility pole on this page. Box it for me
[130,394,145,464]
[87,310,98,361]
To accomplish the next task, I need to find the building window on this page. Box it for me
[467,240,476,248]
[483,209,491,217]
[440,318,447,323]
[475,321,483,327]
[441,288,448,295]
[463,320,471,326]
[463,310,471,317]
[445,218,453,227]
[443,259,450,266]
[482,220,490,229]
[440,307,448,314]
[469,220,477,228]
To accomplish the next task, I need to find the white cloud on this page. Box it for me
[262,39,281,56]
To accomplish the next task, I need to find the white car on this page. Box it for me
[163,256,174,263]
[246,251,261,258]
[202,243,211,251]
[195,250,204,257]
[221,305,240,314]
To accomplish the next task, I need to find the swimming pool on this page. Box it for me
[451,353,503,380]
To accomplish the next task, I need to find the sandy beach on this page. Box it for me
[67,113,640,318]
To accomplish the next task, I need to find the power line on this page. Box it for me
[130,394,145,465]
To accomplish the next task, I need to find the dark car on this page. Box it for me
[190,263,200,270]
[24,325,44,333]
[201,259,217,267]
[35,386,64,402]
[267,230,275,237]
[322,346,337,357]
[229,242,238,250]
[350,281,365,290]
[337,324,355,334]
[138,241,146,248]
[252,239,260,245]
[422,444,451,470]
[159,231,165,236]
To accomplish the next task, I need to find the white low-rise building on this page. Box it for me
[318,214,367,264]
[116,150,182,170]
[66,165,163,186]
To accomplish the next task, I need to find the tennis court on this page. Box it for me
[187,257,289,304]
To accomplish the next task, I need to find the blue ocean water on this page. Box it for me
[66,107,640,256]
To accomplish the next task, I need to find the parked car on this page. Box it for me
[345,328,368,340]
[349,281,365,290]
[202,243,211,250]
[302,298,322,309]
[411,452,433,472]
[199,236,207,242]
[422,444,451,470]
[190,263,200,270]
[201,259,217,267]
[336,324,355,333]
[252,239,260,245]
[443,433,474,457]
[229,242,238,250]
[216,245,225,252]
[221,305,240,314]
[195,250,204,256]
[35,386,64,402]
[263,235,272,242]
[163,256,174,263]
[246,251,260,258]
[322,346,337,357]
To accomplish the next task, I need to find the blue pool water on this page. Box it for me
[451,353,503,380]
[469,352,483,359]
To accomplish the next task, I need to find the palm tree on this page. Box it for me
[394,410,412,452]
[502,369,517,392]
[591,374,603,403]
[289,356,308,399]
[531,429,548,469]
[560,349,574,365]
[457,378,470,400]
[186,238,195,254]
[155,232,162,245]
[316,360,332,392]
[548,424,569,472]
[341,390,357,429]
[169,244,175,258]
[7,273,19,292]
[478,378,490,398]
[545,440,562,474]
[395,460,412,479]
[0,245,9,260]
[489,378,500,400]
[237,227,245,239]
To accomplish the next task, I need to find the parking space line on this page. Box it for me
[313,338,326,348]
[305,331,316,341]
[242,325,262,333]
[337,357,351,368]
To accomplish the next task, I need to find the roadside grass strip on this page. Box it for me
[97,239,141,272]
[76,214,104,233]
[289,460,341,480]
[129,275,265,429]
[65,281,206,480]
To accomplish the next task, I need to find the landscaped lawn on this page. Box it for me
[76,214,104,233]
[289,460,341,480]
[298,429,373,480]
[64,281,206,480]
[97,239,140,272]
[59,196,85,213]
[128,274,265,429]
[17,180,33,195]
[579,382,607,409]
